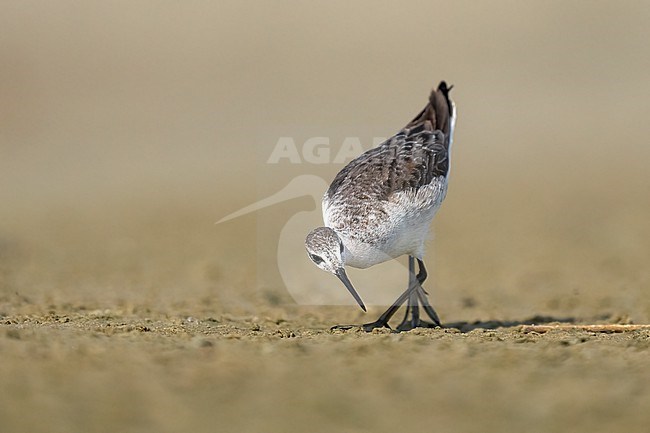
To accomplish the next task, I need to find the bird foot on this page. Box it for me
[331,320,392,333]
[395,318,440,332]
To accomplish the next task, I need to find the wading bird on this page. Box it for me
[305,82,456,331]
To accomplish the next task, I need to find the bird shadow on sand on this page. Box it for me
[443,315,578,333]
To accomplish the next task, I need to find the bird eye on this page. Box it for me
[309,253,324,265]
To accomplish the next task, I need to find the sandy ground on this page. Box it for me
[3,2,650,432]
[2,298,650,433]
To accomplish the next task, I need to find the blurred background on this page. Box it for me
[2,1,650,321]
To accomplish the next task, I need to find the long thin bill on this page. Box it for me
[335,268,366,312]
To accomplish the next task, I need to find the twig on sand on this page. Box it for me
[520,324,650,334]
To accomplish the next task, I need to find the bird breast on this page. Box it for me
[326,179,448,269]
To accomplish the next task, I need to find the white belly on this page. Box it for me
[342,203,439,269]
[325,178,447,269]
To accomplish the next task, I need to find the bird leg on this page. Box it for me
[331,257,441,333]
[396,257,441,331]
[415,257,442,325]
[331,280,416,332]
[396,261,420,331]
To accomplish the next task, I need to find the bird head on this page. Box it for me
[305,227,366,312]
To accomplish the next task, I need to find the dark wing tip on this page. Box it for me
[436,81,453,98]
[408,80,453,134]
[430,81,453,108]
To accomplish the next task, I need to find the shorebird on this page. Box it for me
[305,81,456,331]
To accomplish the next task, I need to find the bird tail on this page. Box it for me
[407,81,455,139]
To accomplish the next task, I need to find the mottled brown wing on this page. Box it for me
[325,82,452,203]
[325,128,448,203]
